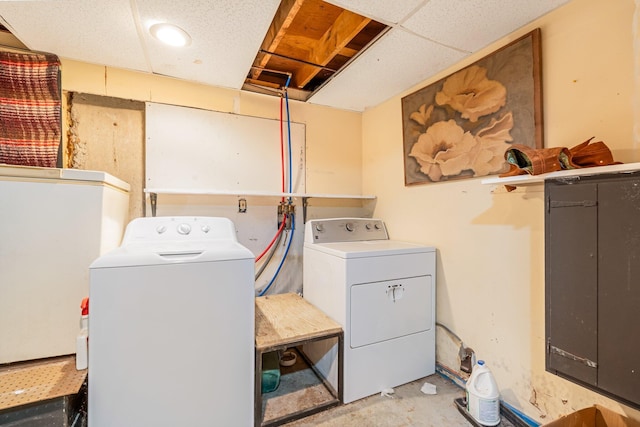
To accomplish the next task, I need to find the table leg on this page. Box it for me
[255,348,262,427]
[338,332,344,403]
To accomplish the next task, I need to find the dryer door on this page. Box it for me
[350,275,432,348]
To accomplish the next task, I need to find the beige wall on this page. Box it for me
[52,0,639,421]
[363,0,639,423]
[59,60,363,197]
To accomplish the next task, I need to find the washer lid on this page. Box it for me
[90,240,254,268]
[304,239,434,259]
[91,216,254,268]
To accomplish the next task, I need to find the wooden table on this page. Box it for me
[255,293,343,427]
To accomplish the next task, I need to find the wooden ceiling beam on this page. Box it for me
[339,46,358,58]
[293,10,371,89]
[245,78,281,89]
[250,0,305,80]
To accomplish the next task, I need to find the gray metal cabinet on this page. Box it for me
[545,173,640,409]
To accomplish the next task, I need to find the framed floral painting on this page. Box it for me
[402,29,542,185]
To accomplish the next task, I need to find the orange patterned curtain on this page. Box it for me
[0,50,61,167]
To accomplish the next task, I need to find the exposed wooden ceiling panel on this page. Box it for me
[347,21,387,50]
[287,0,344,38]
[245,0,387,98]
[250,0,305,81]
[293,10,370,88]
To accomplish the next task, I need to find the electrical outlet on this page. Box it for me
[459,346,475,373]
[238,198,247,213]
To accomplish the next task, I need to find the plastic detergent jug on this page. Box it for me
[466,360,500,426]
[76,298,89,370]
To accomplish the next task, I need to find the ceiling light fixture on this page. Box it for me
[149,23,191,47]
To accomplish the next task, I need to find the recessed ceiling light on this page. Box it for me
[149,23,191,47]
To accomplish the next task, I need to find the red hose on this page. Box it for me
[256,215,286,262]
[256,92,288,264]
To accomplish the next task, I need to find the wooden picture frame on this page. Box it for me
[401,29,543,186]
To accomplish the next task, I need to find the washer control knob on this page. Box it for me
[156,225,167,234]
[365,223,372,230]
[315,223,324,232]
[201,225,210,233]
[177,223,191,235]
[374,223,381,230]
[345,222,355,232]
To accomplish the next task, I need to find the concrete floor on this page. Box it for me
[283,374,471,427]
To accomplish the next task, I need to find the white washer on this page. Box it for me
[89,216,254,427]
[303,218,436,403]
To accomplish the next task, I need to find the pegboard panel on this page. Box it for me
[0,357,86,410]
[145,102,305,193]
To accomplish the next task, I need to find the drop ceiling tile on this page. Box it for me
[323,0,425,25]
[0,0,148,72]
[308,27,467,112]
[402,0,572,52]
[136,0,280,89]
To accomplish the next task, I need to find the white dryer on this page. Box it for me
[89,216,254,427]
[303,218,436,403]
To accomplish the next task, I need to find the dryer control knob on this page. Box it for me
[345,222,354,232]
[315,223,324,232]
[201,225,211,233]
[156,225,167,234]
[177,223,192,235]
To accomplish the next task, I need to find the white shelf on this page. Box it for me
[481,162,640,187]
[144,188,376,200]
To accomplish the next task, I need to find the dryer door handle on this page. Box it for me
[386,284,405,302]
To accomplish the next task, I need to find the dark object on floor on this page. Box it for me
[262,351,282,393]
[279,350,297,367]
[0,356,87,427]
[454,397,529,427]
[459,347,475,374]
[0,382,85,427]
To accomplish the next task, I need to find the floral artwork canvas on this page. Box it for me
[402,29,542,185]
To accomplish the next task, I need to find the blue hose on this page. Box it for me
[284,78,292,195]
[258,214,295,296]
[501,401,541,427]
[258,75,295,297]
